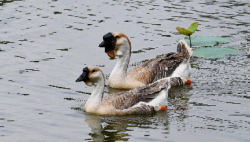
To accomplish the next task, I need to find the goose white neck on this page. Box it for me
[87,75,105,104]
[111,40,131,78]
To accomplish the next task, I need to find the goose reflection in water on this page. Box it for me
[84,85,192,141]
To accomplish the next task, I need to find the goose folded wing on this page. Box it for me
[170,77,184,86]
[103,79,170,110]
[128,52,184,84]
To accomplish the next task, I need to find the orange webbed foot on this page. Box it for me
[161,106,168,111]
[186,78,191,85]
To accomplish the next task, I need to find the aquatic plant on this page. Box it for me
[176,22,198,47]
[176,22,245,58]
[192,46,245,58]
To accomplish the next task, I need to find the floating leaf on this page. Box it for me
[192,47,245,58]
[178,36,231,46]
[176,27,193,36]
[188,22,198,33]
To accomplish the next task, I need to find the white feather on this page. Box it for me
[171,61,191,79]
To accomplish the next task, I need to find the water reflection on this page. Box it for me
[85,112,170,141]
[84,85,192,141]
[85,115,104,142]
[84,109,192,141]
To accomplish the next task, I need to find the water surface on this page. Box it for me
[0,0,249,141]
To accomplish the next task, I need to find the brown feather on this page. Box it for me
[170,77,184,86]
[128,52,184,85]
[123,103,155,115]
[102,78,172,111]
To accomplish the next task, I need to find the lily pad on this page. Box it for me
[181,36,231,46]
[192,47,245,58]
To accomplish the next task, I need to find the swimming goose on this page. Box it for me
[99,32,192,89]
[75,66,191,115]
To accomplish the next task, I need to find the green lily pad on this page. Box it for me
[181,36,231,46]
[192,47,245,58]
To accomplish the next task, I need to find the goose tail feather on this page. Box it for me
[177,39,193,59]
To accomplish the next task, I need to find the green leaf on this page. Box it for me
[176,27,193,36]
[192,47,245,58]
[178,36,231,46]
[188,22,198,33]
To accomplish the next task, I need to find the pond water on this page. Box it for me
[0,0,249,141]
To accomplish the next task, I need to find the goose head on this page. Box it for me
[76,66,104,86]
[99,32,131,59]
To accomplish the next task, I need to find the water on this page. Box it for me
[0,0,249,141]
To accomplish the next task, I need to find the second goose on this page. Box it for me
[99,32,192,89]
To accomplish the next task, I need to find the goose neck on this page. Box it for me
[113,44,131,75]
[88,77,105,103]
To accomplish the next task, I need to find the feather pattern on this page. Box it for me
[100,32,192,89]
[103,77,184,115]
[128,51,185,85]
[76,67,188,115]
[103,79,168,110]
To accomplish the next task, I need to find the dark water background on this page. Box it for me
[0,0,249,141]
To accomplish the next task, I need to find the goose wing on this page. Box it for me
[103,79,167,110]
[103,77,184,110]
[128,40,192,85]
[128,52,184,84]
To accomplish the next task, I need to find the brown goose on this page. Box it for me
[99,32,192,89]
[75,66,191,116]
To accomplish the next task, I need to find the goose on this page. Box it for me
[99,32,192,89]
[75,66,191,115]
